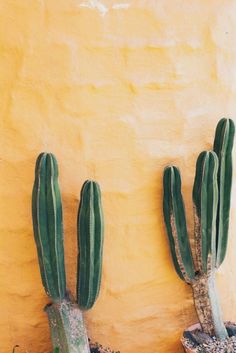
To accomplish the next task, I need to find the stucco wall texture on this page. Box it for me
[1,1,236,353]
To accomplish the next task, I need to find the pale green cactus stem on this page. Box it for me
[32,153,92,353]
[77,181,104,310]
[45,300,90,353]
[163,118,235,340]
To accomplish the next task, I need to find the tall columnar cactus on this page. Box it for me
[163,118,235,340]
[32,153,66,301]
[32,153,104,353]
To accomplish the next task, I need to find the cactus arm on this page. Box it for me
[77,181,94,309]
[163,167,186,281]
[92,183,104,302]
[77,181,104,310]
[32,153,51,295]
[46,155,66,299]
[192,151,219,273]
[163,166,195,283]
[213,118,235,267]
[32,153,66,301]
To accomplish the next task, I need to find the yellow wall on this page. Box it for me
[1,1,236,352]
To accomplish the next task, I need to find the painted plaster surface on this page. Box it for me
[1,1,236,353]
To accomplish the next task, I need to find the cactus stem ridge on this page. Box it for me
[170,213,192,284]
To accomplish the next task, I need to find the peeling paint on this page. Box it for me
[79,0,108,16]
[79,1,130,15]
[112,3,130,10]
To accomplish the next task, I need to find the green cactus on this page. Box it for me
[163,166,195,283]
[192,151,219,274]
[32,153,104,353]
[213,118,235,267]
[32,153,66,301]
[163,118,235,340]
[77,181,104,310]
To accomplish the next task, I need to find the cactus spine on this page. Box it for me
[163,118,235,340]
[32,153,104,353]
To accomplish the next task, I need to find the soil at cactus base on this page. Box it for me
[89,341,120,353]
[182,322,236,353]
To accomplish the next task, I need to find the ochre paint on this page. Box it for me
[1,1,236,353]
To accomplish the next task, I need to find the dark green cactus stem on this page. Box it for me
[32,152,66,301]
[163,166,195,283]
[213,118,235,267]
[192,151,219,274]
[77,181,104,310]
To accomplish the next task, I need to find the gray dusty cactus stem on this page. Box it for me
[32,153,104,353]
[163,118,235,340]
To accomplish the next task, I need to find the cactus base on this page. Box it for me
[192,272,228,340]
[45,300,90,353]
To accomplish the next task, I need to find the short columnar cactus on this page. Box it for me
[32,153,104,353]
[163,118,235,340]
[77,180,104,310]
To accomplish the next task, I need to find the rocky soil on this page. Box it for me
[182,322,236,353]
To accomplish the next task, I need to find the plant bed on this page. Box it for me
[89,341,120,353]
[182,322,236,353]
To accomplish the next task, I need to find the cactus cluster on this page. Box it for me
[32,153,104,353]
[163,118,235,340]
[31,118,234,352]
